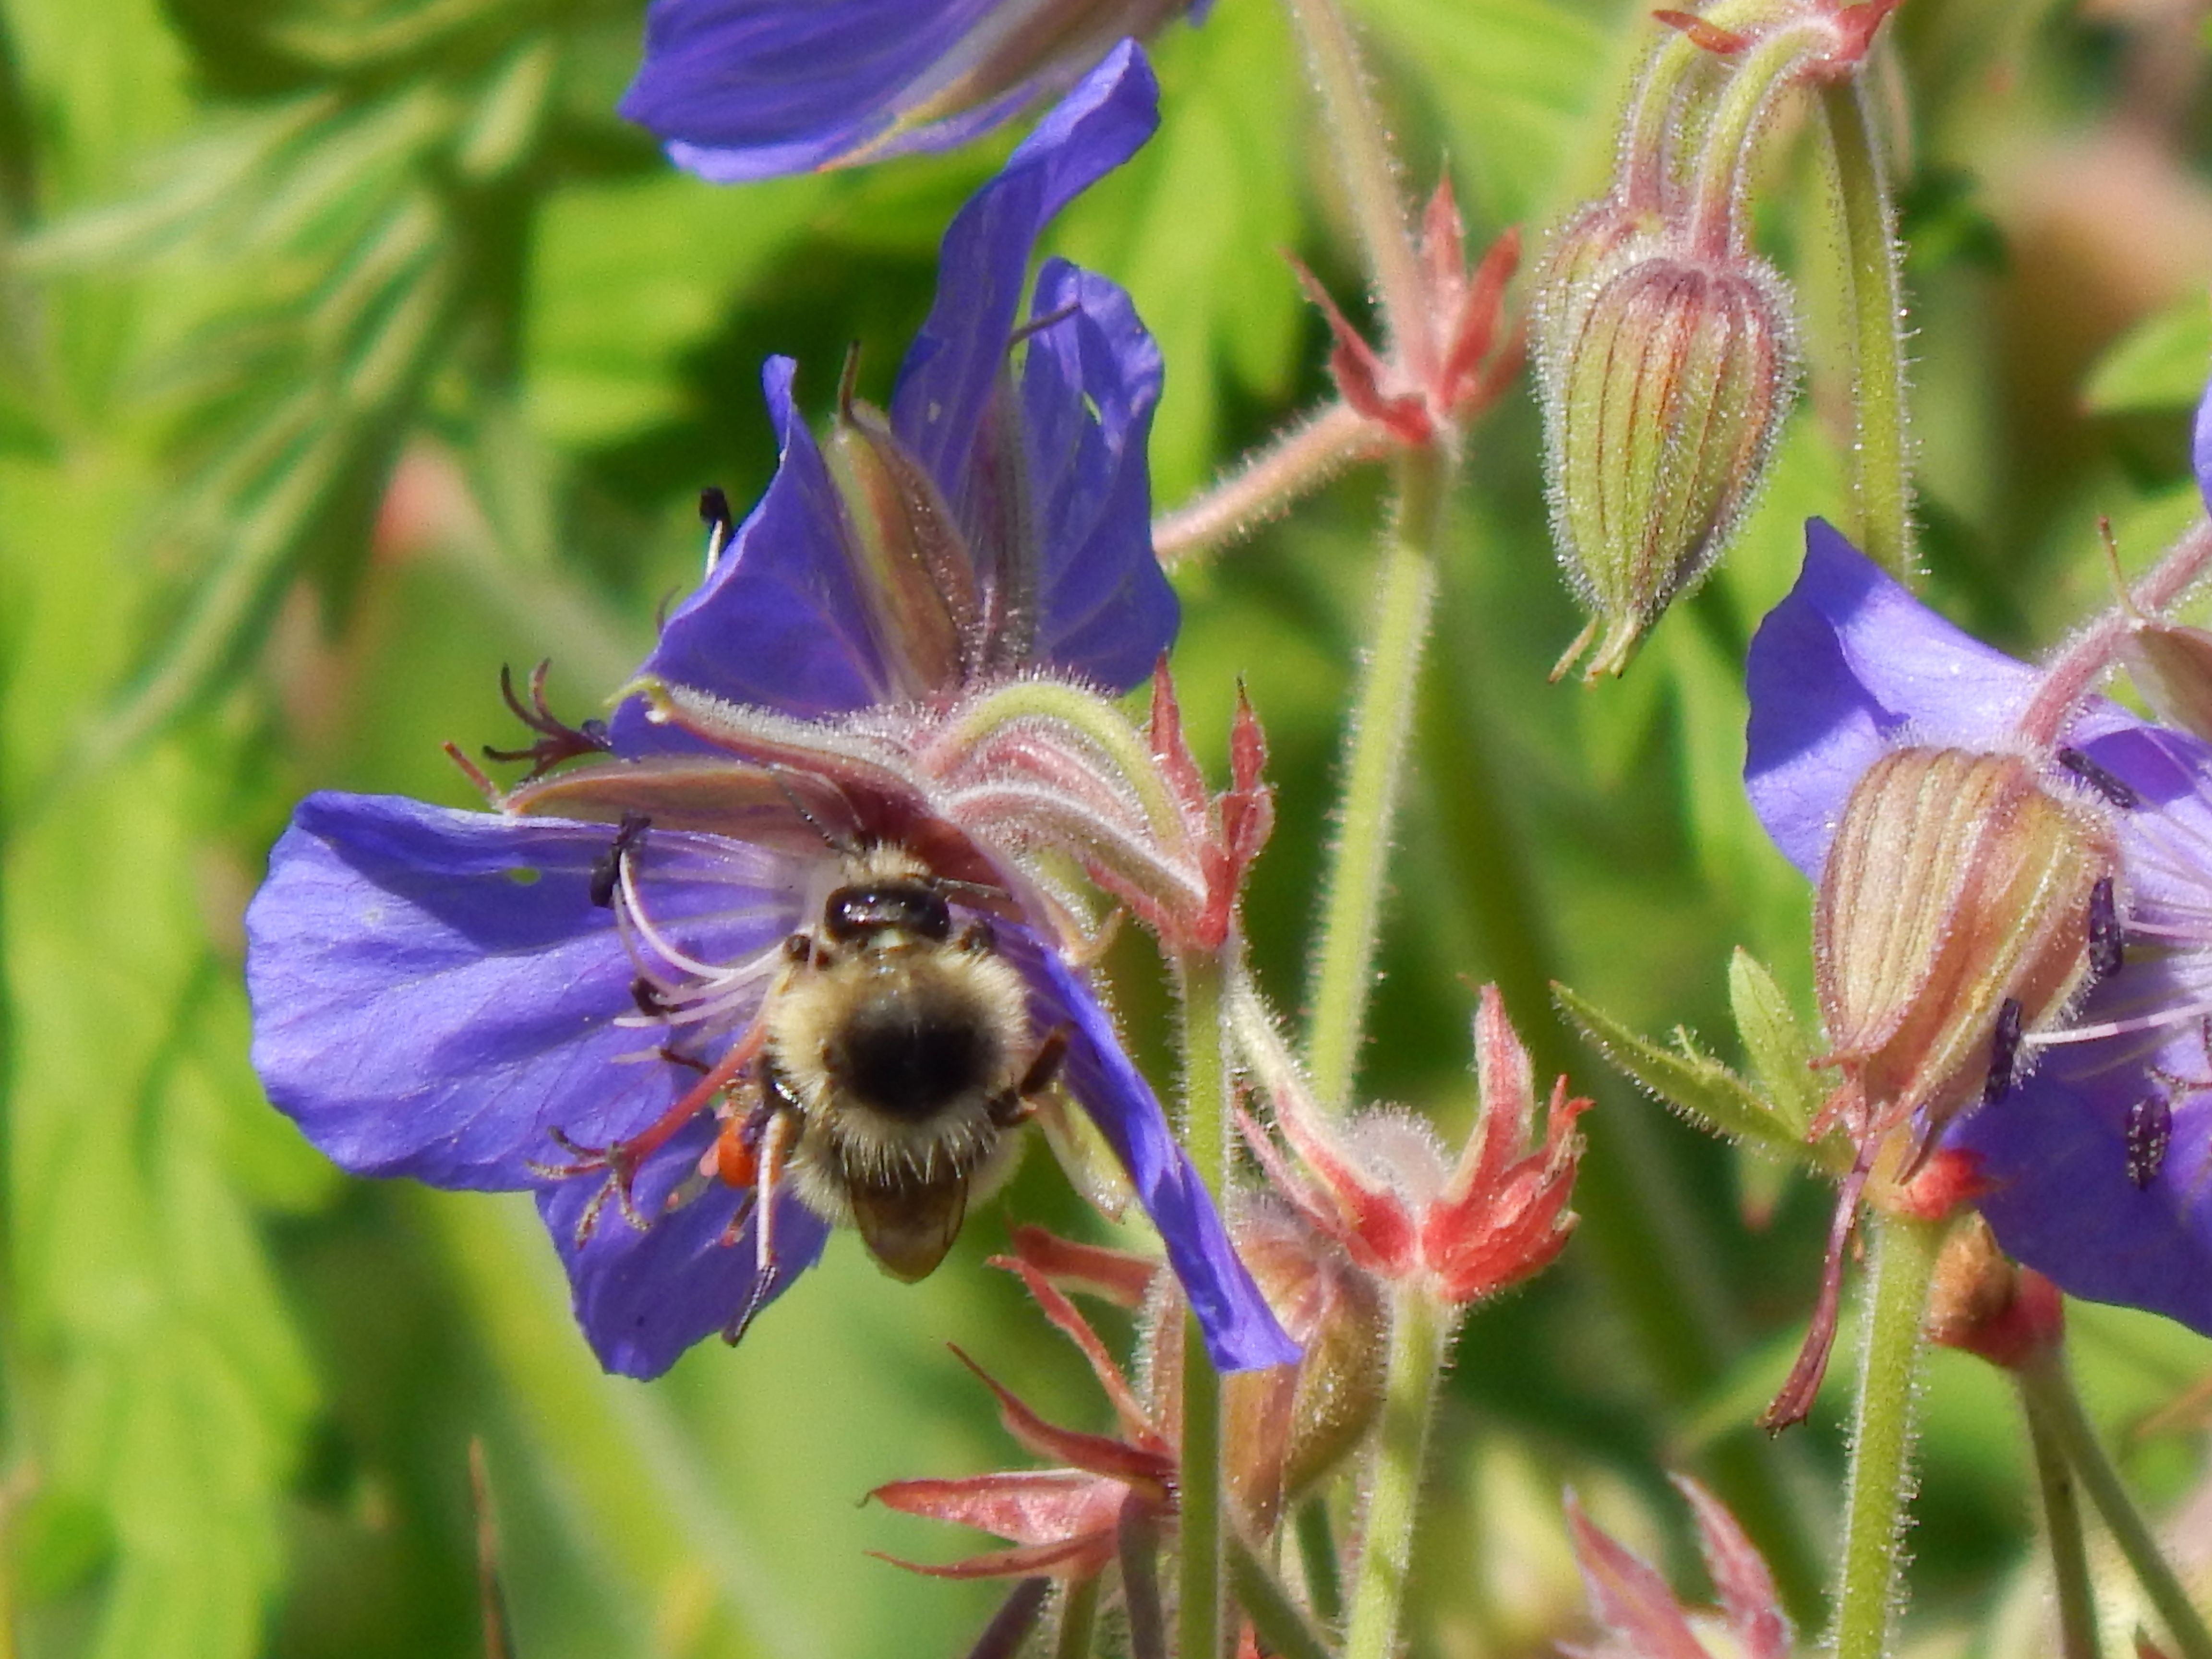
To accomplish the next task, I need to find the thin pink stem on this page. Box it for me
[2018,519,2212,746]
[1152,401,1387,565]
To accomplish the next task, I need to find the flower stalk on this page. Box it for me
[1306,445,1445,1108]
[1831,1211,1942,1659]
[2019,1354,2212,1659]
[2021,1378,2101,1659]
[1177,945,1233,1659]
[1277,0,1428,374]
[1343,1287,1451,1659]
[1818,73,1915,582]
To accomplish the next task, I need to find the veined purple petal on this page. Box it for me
[245,792,804,1190]
[1956,1034,2212,1338]
[890,42,1159,506]
[625,1,1191,184]
[1020,258,1176,689]
[1002,926,1299,1372]
[541,1114,832,1379]
[1744,520,2044,877]
[620,0,1002,182]
[623,357,895,733]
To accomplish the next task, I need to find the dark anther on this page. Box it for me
[956,918,998,956]
[631,975,674,1017]
[658,1046,711,1075]
[2126,1091,2173,1189]
[782,933,814,965]
[482,660,616,781]
[2088,875,2125,981]
[1984,998,2024,1105]
[589,813,652,909]
[2057,746,2141,810]
[699,486,734,560]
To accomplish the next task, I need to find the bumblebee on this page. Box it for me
[757,846,1065,1281]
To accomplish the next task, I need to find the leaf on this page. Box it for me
[4,746,321,1659]
[1727,949,1824,1138]
[523,170,829,449]
[1357,0,1616,226]
[2085,299,2212,416]
[1553,981,1810,1158]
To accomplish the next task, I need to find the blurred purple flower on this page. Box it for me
[1745,517,2212,1339]
[621,0,1208,183]
[246,50,1295,1382]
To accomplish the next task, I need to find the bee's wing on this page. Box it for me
[851,1171,968,1284]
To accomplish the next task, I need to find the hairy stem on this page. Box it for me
[1277,0,1431,375]
[1177,947,1232,1659]
[1344,1289,1452,1659]
[1230,1536,1337,1659]
[1831,1213,1942,1659]
[2020,519,2212,745]
[2021,1354,2212,1659]
[1153,402,1386,566]
[2021,1378,2101,1659]
[1051,1573,1101,1659]
[1818,74,1915,583]
[1305,446,1445,1108]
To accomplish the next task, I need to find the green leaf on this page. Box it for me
[2085,299,2212,416]
[1728,947,1824,1137]
[523,170,828,449]
[1553,980,1810,1158]
[1356,0,1616,226]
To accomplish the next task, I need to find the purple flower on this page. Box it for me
[246,50,1295,1382]
[1745,517,2212,1338]
[621,0,1208,183]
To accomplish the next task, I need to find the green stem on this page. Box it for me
[1230,1537,1337,1659]
[2022,1356,2212,1659]
[1344,1289,1453,1659]
[2020,1376,2101,1659]
[1178,947,1231,1659]
[1684,25,1826,252]
[1818,74,1915,582]
[1295,1499,1345,1630]
[1052,1573,1102,1659]
[1831,1213,1942,1659]
[1415,579,1822,1619]
[1276,0,1430,374]
[1305,448,1444,1109]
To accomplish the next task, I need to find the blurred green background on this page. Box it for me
[8,0,2212,1654]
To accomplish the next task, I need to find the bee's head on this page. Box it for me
[821,878,953,947]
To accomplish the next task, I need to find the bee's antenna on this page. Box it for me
[770,767,861,856]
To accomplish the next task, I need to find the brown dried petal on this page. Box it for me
[1815,747,2116,1145]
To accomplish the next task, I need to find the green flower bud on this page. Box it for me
[1538,237,1797,681]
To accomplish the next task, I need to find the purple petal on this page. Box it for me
[245,792,802,1189]
[540,1114,831,1379]
[1019,259,1177,690]
[1744,521,2042,877]
[889,43,1159,506]
[619,0,1001,182]
[2195,374,2212,517]
[622,357,896,733]
[1956,1035,2212,1338]
[1001,926,1298,1372]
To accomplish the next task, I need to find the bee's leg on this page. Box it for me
[983,1028,1070,1130]
[531,1020,767,1244]
[723,1106,802,1346]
